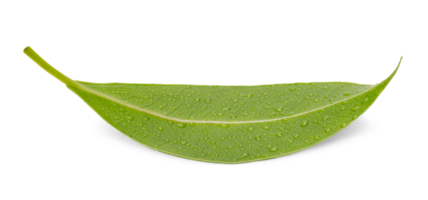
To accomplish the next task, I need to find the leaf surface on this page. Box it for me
[24,47,401,163]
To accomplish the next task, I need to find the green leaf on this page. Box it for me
[24,47,401,163]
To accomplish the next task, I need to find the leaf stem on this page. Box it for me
[24,46,80,88]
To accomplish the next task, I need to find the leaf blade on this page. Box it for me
[25,47,401,163]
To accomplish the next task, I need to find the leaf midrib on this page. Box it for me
[69,82,376,124]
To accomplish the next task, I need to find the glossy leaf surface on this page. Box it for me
[24,47,400,163]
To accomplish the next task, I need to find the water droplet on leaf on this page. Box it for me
[301,120,309,127]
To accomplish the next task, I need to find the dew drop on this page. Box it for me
[301,120,309,127]
[273,107,283,112]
